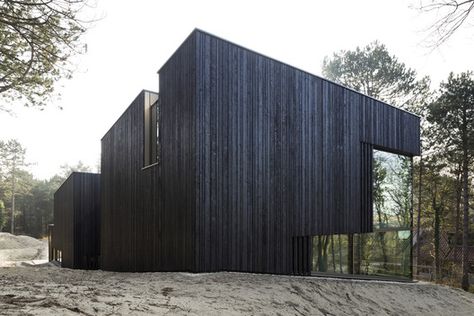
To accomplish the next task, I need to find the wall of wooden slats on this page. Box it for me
[100,32,197,271]
[53,172,100,269]
[53,175,74,268]
[74,173,101,269]
[158,32,197,271]
[99,29,420,275]
[193,30,420,274]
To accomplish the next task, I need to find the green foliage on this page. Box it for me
[324,41,473,288]
[373,157,387,225]
[0,138,92,237]
[0,0,92,111]
[322,41,430,110]
[424,72,474,238]
[59,160,92,179]
[14,176,59,237]
[428,71,474,291]
[0,139,27,172]
[427,72,474,157]
[373,151,413,229]
[0,139,30,233]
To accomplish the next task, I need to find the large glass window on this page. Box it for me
[353,230,411,278]
[373,150,412,230]
[312,149,413,279]
[313,234,350,274]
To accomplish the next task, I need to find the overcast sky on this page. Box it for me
[1,0,473,179]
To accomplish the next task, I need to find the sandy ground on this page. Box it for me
[1,267,474,315]
[1,233,474,315]
[0,233,48,267]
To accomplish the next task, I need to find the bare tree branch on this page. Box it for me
[415,0,474,48]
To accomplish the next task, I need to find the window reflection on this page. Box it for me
[314,235,349,274]
[312,149,413,279]
[373,150,412,230]
[144,92,159,167]
[353,230,411,278]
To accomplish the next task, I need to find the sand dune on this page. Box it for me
[0,233,48,267]
[0,266,473,315]
[1,233,473,315]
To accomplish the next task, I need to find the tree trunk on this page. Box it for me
[461,106,470,292]
[461,156,470,291]
[432,182,440,281]
[377,208,389,270]
[454,169,462,245]
[434,202,441,281]
[379,232,389,270]
[317,236,330,272]
[10,165,15,235]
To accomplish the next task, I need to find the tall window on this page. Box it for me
[373,150,412,230]
[144,92,160,167]
[312,149,413,279]
[359,149,412,277]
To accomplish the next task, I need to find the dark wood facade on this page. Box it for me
[191,30,419,274]
[100,88,196,272]
[98,29,420,274]
[52,172,100,269]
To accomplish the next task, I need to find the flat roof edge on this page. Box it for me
[158,28,421,119]
[101,90,159,141]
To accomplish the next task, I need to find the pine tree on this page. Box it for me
[0,139,28,234]
[427,72,474,291]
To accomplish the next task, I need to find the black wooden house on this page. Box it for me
[52,29,420,277]
[51,172,100,269]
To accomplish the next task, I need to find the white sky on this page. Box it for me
[1,0,473,180]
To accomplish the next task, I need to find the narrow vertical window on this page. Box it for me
[144,92,159,167]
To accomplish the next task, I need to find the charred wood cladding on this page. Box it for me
[52,172,100,269]
[52,29,420,276]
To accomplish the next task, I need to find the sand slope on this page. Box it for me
[1,233,473,315]
[0,233,48,267]
[0,266,473,315]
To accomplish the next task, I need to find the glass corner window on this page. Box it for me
[373,149,413,230]
[312,148,413,279]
